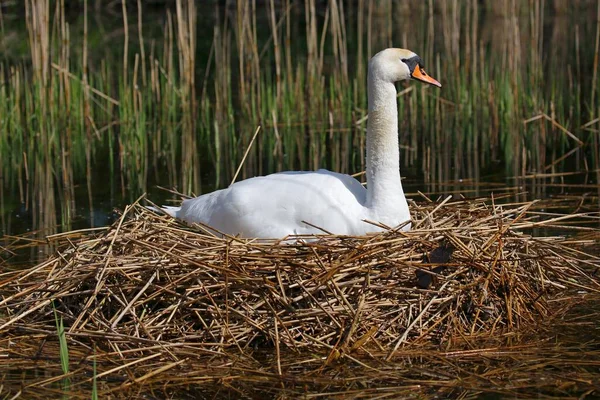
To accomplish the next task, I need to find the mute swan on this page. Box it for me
[158,48,441,238]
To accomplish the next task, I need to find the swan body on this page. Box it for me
[167,170,369,238]
[160,48,441,238]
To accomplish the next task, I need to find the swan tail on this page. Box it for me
[146,205,180,218]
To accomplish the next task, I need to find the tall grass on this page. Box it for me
[0,0,598,234]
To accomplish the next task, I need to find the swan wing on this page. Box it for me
[176,170,369,238]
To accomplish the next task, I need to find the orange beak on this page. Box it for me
[412,64,442,88]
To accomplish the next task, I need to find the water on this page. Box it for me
[1,158,598,240]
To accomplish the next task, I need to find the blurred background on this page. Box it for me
[0,0,598,240]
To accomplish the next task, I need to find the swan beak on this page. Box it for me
[412,65,442,88]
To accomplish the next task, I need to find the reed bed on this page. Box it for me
[0,196,599,397]
[1,1,600,237]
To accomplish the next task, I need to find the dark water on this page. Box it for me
[1,163,599,239]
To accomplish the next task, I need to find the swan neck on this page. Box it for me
[366,73,404,211]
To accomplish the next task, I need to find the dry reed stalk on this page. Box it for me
[56,0,75,220]
[230,126,262,186]
[176,0,199,193]
[82,0,94,227]
[213,11,234,183]
[24,0,58,240]
[268,0,282,107]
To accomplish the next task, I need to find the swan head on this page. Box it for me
[369,48,441,88]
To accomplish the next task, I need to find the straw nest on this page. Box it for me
[1,196,599,396]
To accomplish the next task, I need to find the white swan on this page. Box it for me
[159,48,441,238]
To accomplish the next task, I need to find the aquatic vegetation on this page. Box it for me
[0,0,598,232]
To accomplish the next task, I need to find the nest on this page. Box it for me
[1,196,599,396]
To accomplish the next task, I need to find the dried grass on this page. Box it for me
[0,196,599,397]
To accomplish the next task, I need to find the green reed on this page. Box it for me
[0,0,598,233]
[53,302,70,392]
